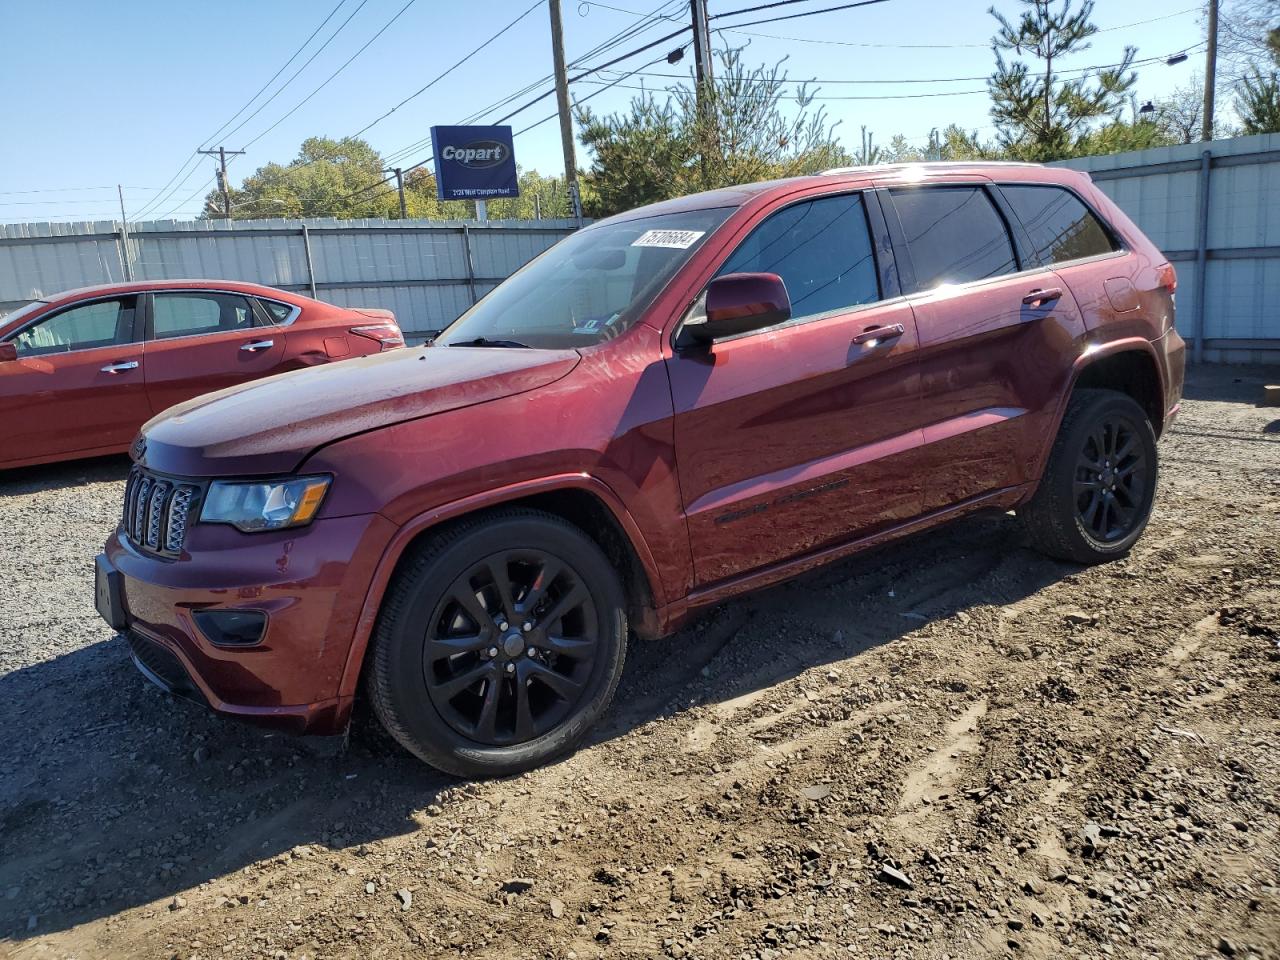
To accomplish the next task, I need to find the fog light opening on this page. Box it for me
[194,609,267,647]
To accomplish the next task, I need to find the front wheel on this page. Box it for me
[367,509,627,777]
[1020,388,1159,564]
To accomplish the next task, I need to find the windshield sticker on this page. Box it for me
[631,229,705,249]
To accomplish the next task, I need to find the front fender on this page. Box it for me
[334,473,665,703]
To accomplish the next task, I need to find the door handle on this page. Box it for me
[1022,287,1063,307]
[100,360,139,374]
[241,339,275,352]
[851,323,906,346]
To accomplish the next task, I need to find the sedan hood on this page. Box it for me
[138,346,581,476]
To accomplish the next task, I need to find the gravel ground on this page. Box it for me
[1,364,1278,960]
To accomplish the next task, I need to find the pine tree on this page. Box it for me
[987,0,1137,160]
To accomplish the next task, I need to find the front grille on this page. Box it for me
[123,467,201,556]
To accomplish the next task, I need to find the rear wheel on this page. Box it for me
[1020,388,1158,564]
[367,509,626,777]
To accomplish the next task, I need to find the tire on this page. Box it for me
[366,508,627,778]
[1020,388,1159,565]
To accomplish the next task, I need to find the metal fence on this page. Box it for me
[1057,131,1280,364]
[0,217,580,337]
[5,135,1279,360]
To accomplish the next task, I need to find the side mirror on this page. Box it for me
[684,272,791,345]
[0,342,16,363]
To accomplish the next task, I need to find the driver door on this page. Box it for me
[0,296,149,465]
[665,191,924,585]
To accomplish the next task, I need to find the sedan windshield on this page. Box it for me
[435,207,732,349]
[0,300,49,333]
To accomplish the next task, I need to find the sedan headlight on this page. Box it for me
[200,476,331,532]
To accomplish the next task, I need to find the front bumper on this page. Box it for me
[99,511,396,735]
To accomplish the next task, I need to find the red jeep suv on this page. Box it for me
[96,163,1184,777]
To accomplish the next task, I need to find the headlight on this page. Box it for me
[200,476,331,532]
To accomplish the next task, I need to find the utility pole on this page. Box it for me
[117,184,134,281]
[385,167,407,218]
[1202,0,1219,141]
[198,146,245,219]
[548,0,582,223]
[690,0,713,94]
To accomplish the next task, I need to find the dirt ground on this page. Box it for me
[1,364,1278,960]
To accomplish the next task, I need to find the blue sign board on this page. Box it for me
[430,125,519,201]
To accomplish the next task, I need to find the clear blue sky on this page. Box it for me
[0,0,1206,223]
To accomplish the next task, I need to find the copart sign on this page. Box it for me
[430,125,520,200]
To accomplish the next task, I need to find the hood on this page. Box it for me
[138,345,581,477]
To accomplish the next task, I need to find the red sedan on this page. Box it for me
[0,280,404,470]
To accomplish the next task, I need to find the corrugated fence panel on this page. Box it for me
[0,217,579,335]
[0,220,126,314]
[1058,131,1280,361]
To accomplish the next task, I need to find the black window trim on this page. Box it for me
[881,182,1032,296]
[672,187,902,349]
[989,180,1128,270]
[2,293,143,356]
[255,296,303,326]
[142,289,270,343]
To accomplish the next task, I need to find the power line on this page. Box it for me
[382,0,685,164]
[0,186,165,196]
[203,0,352,149]
[577,78,989,98]
[345,0,546,142]
[134,0,362,220]
[154,0,418,220]
[342,47,678,205]
[710,0,892,31]
[239,0,419,150]
[600,47,1205,86]
[721,4,1199,48]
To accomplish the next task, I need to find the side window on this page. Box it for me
[889,187,1018,290]
[11,298,134,357]
[718,194,880,320]
[258,299,295,324]
[1001,184,1117,265]
[151,293,256,340]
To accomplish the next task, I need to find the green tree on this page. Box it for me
[203,137,573,221]
[204,136,401,220]
[987,0,1137,161]
[883,125,1004,163]
[576,47,849,217]
[1236,69,1280,133]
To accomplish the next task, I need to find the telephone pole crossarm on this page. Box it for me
[198,146,246,219]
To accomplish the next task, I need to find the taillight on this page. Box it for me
[349,323,404,351]
[1156,262,1177,293]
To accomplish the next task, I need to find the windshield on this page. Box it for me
[436,207,732,349]
[0,300,49,334]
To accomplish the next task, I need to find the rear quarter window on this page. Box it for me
[1001,184,1118,265]
[258,299,297,324]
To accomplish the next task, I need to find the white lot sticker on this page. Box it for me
[631,229,705,249]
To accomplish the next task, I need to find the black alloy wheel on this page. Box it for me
[1020,388,1159,565]
[1073,413,1150,544]
[424,550,599,746]
[367,509,627,778]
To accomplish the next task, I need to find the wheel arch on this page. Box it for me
[1022,338,1166,505]
[336,474,665,705]
[1069,341,1167,437]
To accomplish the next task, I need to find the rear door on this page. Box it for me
[0,295,149,464]
[883,183,1088,511]
[141,290,287,415]
[665,190,924,585]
